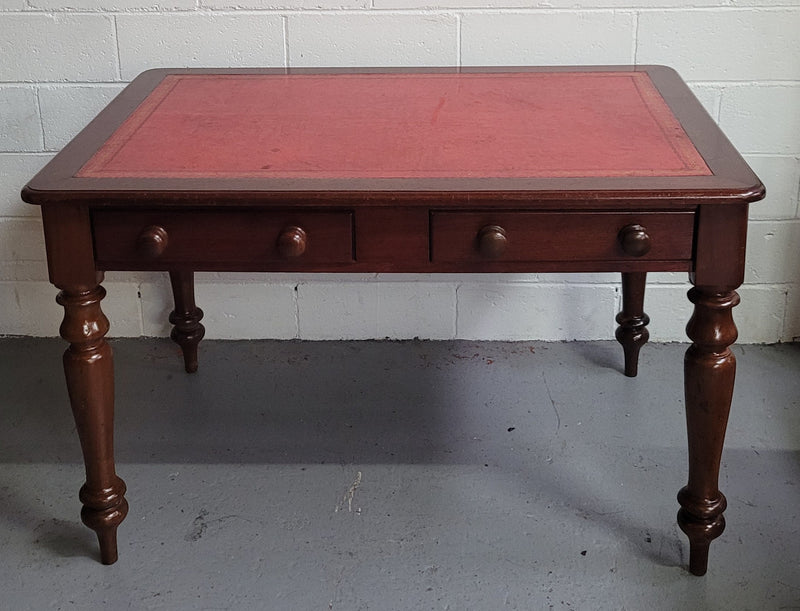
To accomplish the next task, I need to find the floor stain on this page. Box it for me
[335,471,363,514]
[185,509,250,542]
[185,508,209,542]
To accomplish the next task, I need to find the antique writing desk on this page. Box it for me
[22,66,764,575]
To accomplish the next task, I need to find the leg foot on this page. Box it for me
[169,270,204,373]
[615,271,649,377]
[80,478,128,564]
[97,527,120,565]
[677,489,726,576]
[679,287,739,575]
[58,285,128,564]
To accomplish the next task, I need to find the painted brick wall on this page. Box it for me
[1,1,798,342]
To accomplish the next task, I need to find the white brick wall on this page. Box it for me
[0,88,42,151]
[289,13,458,66]
[116,14,285,79]
[720,85,800,154]
[460,12,636,65]
[1,1,798,342]
[0,14,117,81]
[38,85,125,149]
[636,9,800,81]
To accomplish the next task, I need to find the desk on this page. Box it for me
[21,66,764,575]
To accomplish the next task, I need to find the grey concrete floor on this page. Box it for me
[0,338,798,610]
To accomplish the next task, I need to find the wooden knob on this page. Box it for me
[136,225,168,259]
[277,226,307,258]
[618,224,652,257]
[477,225,508,258]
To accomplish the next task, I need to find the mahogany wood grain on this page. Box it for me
[20,66,763,203]
[677,202,750,576]
[618,225,652,257]
[277,226,308,259]
[20,67,765,575]
[40,204,128,564]
[615,272,650,377]
[352,207,429,268]
[169,270,204,374]
[92,206,695,274]
[477,225,509,259]
[58,285,128,564]
[92,209,354,269]
[136,225,169,260]
[680,287,738,576]
[430,211,694,264]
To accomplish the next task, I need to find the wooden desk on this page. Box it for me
[21,66,764,575]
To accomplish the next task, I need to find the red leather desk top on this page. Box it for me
[77,72,711,181]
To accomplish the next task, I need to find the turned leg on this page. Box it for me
[57,284,128,564]
[615,271,649,377]
[169,270,204,373]
[678,287,739,575]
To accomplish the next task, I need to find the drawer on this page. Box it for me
[92,209,354,267]
[430,211,695,264]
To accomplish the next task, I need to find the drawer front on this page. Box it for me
[430,211,695,263]
[92,209,354,267]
